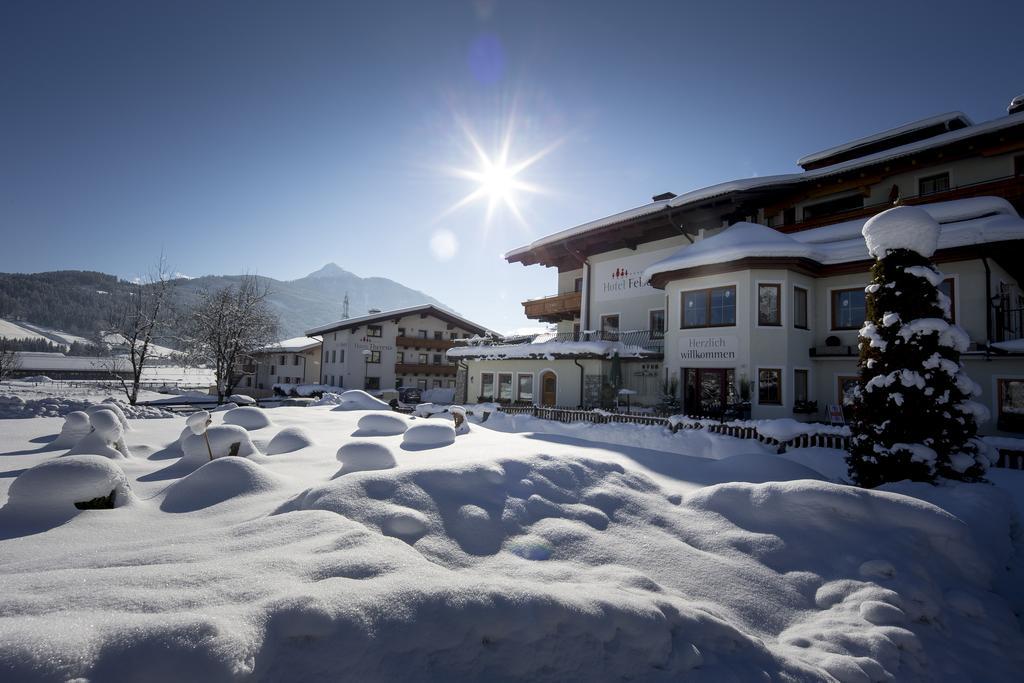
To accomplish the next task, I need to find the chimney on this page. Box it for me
[368,308,381,314]
[652,192,677,202]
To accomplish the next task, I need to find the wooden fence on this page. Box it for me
[493,405,851,453]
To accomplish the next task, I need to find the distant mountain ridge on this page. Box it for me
[0,264,452,341]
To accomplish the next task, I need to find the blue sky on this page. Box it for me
[2,0,1022,332]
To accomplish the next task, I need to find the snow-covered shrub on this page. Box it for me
[327,390,391,411]
[222,406,272,430]
[161,457,283,512]
[86,401,130,431]
[52,411,92,448]
[67,409,131,459]
[266,427,315,455]
[847,206,992,486]
[228,394,257,405]
[402,422,456,448]
[356,413,409,436]
[7,455,132,515]
[336,441,397,473]
[180,424,258,465]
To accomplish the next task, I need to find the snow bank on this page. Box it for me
[266,427,315,455]
[222,406,273,431]
[862,205,940,258]
[355,413,409,436]
[0,395,172,420]
[161,458,284,513]
[317,390,391,411]
[5,455,132,516]
[335,441,397,474]
[179,424,258,465]
[420,387,455,403]
[402,422,456,449]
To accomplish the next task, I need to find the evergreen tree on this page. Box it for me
[847,206,993,487]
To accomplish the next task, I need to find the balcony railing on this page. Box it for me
[394,362,458,376]
[522,291,582,322]
[395,335,457,350]
[467,329,665,356]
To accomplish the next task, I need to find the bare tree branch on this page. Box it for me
[0,338,22,382]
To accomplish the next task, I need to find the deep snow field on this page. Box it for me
[1,398,1024,682]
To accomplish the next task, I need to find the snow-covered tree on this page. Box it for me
[183,275,279,404]
[846,206,993,487]
[0,337,21,381]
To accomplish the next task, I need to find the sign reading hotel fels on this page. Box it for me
[592,246,678,302]
[678,335,739,364]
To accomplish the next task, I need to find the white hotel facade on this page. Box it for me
[450,99,1024,435]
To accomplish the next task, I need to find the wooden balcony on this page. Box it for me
[522,291,582,323]
[395,335,457,350]
[394,363,458,376]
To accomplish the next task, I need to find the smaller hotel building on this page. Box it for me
[306,304,493,395]
[455,99,1024,434]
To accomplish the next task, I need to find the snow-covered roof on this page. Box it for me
[259,336,321,353]
[506,112,1024,261]
[306,304,494,337]
[447,339,651,360]
[643,196,1024,280]
[796,111,971,168]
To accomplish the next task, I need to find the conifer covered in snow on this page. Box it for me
[846,206,993,486]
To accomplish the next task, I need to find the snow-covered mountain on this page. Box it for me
[0,265,452,341]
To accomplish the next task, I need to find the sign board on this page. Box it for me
[678,335,739,364]
[827,404,845,425]
[592,246,679,302]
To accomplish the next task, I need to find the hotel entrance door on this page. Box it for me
[683,368,735,417]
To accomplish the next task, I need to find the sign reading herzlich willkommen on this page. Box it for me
[678,335,739,364]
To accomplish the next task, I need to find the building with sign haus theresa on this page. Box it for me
[451,98,1024,433]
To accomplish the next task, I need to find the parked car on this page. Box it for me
[397,387,422,405]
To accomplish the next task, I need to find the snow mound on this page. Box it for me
[862,205,940,258]
[228,394,256,405]
[326,390,392,411]
[86,401,131,431]
[211,402,238,412]
[402,422,456,449]
[66,409,131,459]
[6,455,132,516]
[355,413,409,436]
[413,402,450,417]
[222,406,272,430]
[266,427,315,455]
[179,424,258,465]
[161,457,283,513]
[336,441,397,474]
[52,410,92,448]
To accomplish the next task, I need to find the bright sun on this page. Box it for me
[438,119,561,228]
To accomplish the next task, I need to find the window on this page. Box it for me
[600,314,619,340]
[270,365,276,374]
[279,355,285,366]
[364,376,380,391]
[434,331,444,340]
[794,369,809,403]
[682,286,736,328]
[397,351,404,363]
[793,287,808,329]
[416,379,428,390]
[803,194,863,220]
[783,207,796,226]
[432,353,443,364]
[758,284,781,326]
[572,322,581,338]
[838,376,860,406]
[418,352,428,364]
[447,380,456,388]
[449,332,458,340]
[293,355,300,365]
[397,327,405,337]
[433,379,442,389]
[939,278,956,322]
[330,375,335,386]
[918,172,949,196]
[758,369,782,405]
[573,277,583,292]
[418,329,428,339]
[480,373,495,400]
[367,350,380,363]
[649,309,665,339]
[832,288,866,330]
[998,379,1024,431]
[367,325,382,337]
[338,350,344,363]
[330,349,336,363]
[498,373,513,401]
[1016,156,1024,177]
[517,374,534,402]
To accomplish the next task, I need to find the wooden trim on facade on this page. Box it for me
[395,336,456,350]
[394,363,457,376]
